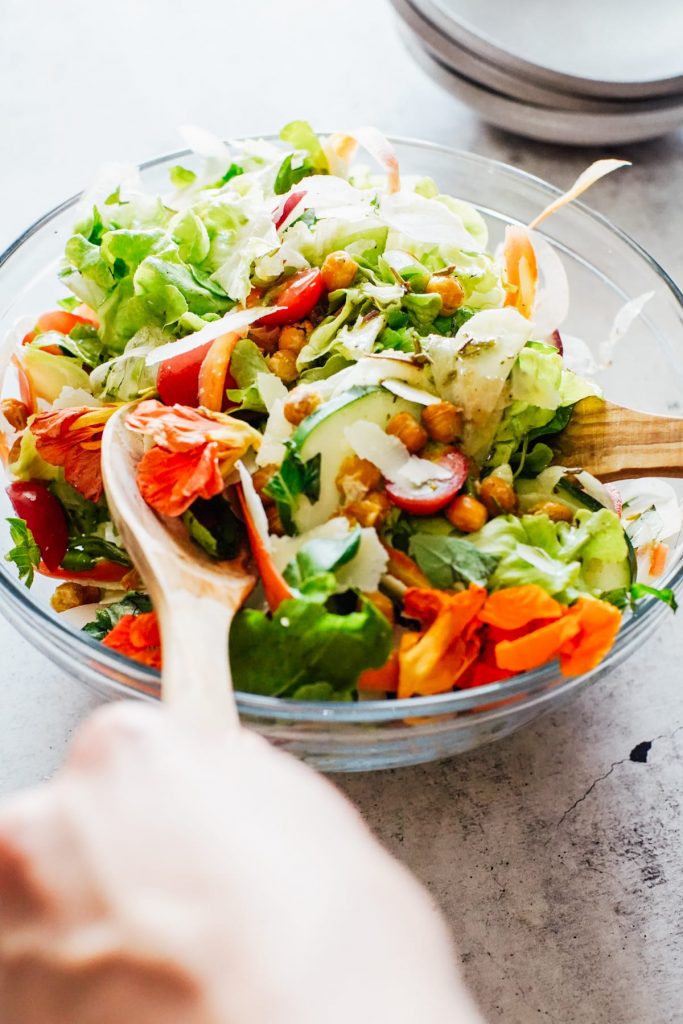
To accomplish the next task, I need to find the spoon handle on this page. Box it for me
[552,397,683,481]
[156,591,239,731]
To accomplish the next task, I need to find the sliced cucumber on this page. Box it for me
[583,532,637,594]
[287,385,418,533]
[555,476,605,513]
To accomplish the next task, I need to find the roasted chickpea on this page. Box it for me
[478,475,518,516]
[446,494,488,533]
[278,324,309,355]
[363,590,395,624]
[267,349,299,383]
[421,401,464,444]
[252,465,278,506]
[425,274,465,314]
[321,251,358,291]
[50,582,102,613]
[1,398,29,432]
[342,490,391,529]
[529,500,574,523]
[283,386,321,426]
[248,324,281,354]
[335,455,382,503]
[265,503,285,536]
[386,411,428,454]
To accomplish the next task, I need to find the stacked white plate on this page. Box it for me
[392,0,683,145]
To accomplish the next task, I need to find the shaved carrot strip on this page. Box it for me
[237,484,292,612]
[648,541,668,578]
[480,585,563,630]
[383,546,431,590]
[503,225,538,319]
[198,331,241,411]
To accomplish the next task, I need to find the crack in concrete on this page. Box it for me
[554,758,628,831]
[550,723,683,838]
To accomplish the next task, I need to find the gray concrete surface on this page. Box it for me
[1,1,682,1020]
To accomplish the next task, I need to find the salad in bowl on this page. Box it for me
[1,122,679,708]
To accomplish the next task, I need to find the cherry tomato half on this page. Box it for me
[156,340,215,407]
[258,268,323,327]
[22,310,94,346]
[7,480,69,571]
[385,449,469,516]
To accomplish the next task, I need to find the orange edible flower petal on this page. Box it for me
[31,405,118,502]
[558,597,622,677]
[102,612,162,670]
[398,585,486,698]
[480,585,563,630]
[136,444,224,517]
[358,650,400,693]
[126,399,260,462]
[495,615,582,673]
[127,400,261,518]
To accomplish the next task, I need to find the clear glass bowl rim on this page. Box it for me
[1,134,681,725]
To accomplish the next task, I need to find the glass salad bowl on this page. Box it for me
[1,139,682,772]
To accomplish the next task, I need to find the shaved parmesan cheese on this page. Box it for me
[255,398,292,468]
[236,460,271,549]
[425,307,531,458]
[179,124,231,163]
[146,307,278,366]
[528,159,630,230]
[324,128,400,193]
[381,379,440,405]
[256,372,288,412]
[271,517,389,593]
[328,356,428,397]
[344,421,450,487]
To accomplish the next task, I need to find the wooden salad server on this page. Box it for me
[101,405,255,730]
[551,396,683,481]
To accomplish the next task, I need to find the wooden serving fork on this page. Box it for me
[100,405,255,729]
[551,396,683,481]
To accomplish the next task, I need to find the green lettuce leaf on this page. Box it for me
[409,534,498,589]
[229,596,392,697]
[182,496,243,560]
[279,120,329,173]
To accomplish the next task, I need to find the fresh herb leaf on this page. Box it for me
[169,165,197,188]
[409,533,499,589]
[83,592,152,640]
[61,535,131,572]
[283,529,361,599]
[207,163,244,189]
[273,153,315,195]
[264,450,321,535]
[603,582,678,613]
[5,517,41,587]
[229,595,392,697]
[182,496,243,560]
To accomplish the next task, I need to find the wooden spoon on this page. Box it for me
[101,405,255,730]
[551,396,683,481]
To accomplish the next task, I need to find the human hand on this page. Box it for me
[0,703,483,1024]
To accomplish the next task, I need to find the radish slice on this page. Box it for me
[528,159,630,230]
